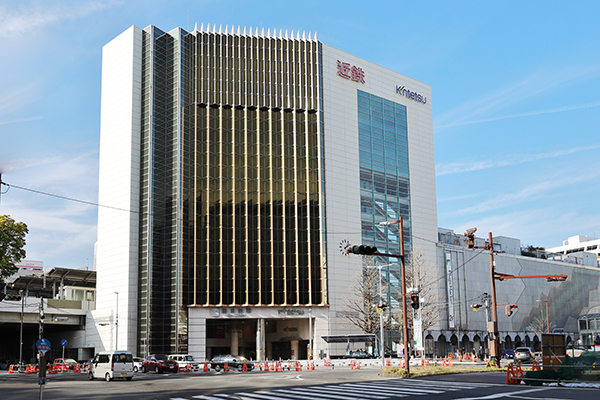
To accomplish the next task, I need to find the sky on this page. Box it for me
[1,0,599,270]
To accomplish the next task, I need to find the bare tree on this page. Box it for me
[405,245,445,331]
[338,247,444,355]
[339,265,381,334]
[529,314,555,338]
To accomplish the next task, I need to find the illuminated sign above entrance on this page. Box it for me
[337,60,365,84]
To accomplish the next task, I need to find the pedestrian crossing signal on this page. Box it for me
[410,294,419,309]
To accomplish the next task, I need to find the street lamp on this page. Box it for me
[114,292,119,350]
[19,290,24,366]
[537,300,549,334]
[367,264,392,367]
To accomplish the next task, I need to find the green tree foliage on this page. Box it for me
[0,215,28,280]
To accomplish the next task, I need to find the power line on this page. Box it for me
[1,179,488,281]
[0,180,136,214]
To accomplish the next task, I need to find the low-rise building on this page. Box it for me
[423,229,600,357]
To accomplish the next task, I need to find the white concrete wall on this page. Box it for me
[94,25,143,354]
[321,44,437,355]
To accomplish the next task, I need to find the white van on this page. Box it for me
[168,354,200,371]
[88,351,134,381]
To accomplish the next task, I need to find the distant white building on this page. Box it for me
[546,235,600,267]
[431,229,600,356]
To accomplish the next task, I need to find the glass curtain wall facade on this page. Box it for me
[357,90,412,331]
[138,26,326,355]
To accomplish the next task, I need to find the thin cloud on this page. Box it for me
[436,101,600,131]
[435,65,600,132]
[453,209,600,248]
[436,143,600,176]
[0,116,44,126]
[0,156,61,174]
[451,172,600,216]
[0,82,42,115]
[0,1,118,37]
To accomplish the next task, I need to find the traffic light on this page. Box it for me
[410,294,420,309]
[470,303,483,311]
[505,304,518,316]
[346,245,378,255]
[465,227,477,249]
[378,300,388,311]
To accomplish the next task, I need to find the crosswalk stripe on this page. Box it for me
[236,392,297,400]
[316,385,392,398]
[326,384,408,396]
[388,381,486,391]
[341,382,445,394]
[187,378,498,400]
[254,390,307,400]
[383,381,468,390]
[274,388,355,400]
[246,390,317,400]
[406,379,494,388]
[281,386,391,399]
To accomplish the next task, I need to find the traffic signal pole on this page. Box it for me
[369,218,410,374]
[487,232,501,367]
[466,229,568,367]
[347,217,410,374]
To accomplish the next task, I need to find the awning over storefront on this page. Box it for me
[321,334,377,343]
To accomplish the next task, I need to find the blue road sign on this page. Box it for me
[61,339,68,347]
[36,338,51,354]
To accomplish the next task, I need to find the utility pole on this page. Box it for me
[487,232,501,366]
[465,228,567,367]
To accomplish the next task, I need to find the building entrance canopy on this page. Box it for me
[321,334,377,343]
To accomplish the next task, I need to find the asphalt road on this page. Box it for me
[1,363,598,400]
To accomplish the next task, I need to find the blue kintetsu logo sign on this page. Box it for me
[396,85,427,104]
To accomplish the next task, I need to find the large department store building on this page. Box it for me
[93,24,437,360]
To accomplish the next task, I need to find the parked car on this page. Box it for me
[0,359,12,370]
[168,354,199,371]
[142,354,178,373]
[344,351,372,359]
[210,355,253,372]
[53,358,78,370]
[502,349,515,359]
[88,351,134,381]
[566,344,587,357]
[133,357,143,373]
[514,347,534,362]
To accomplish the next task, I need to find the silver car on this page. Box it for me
[514,347,533,362]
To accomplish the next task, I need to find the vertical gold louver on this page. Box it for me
[183,27,324,307]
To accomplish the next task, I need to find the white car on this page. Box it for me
[168,354,199,371]
[88,351,134,381]
[133,357,143,373]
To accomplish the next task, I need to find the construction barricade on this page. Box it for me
[506,363,524,385]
